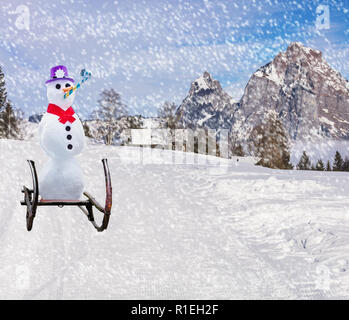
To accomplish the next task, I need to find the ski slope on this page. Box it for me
[1,138,349,299]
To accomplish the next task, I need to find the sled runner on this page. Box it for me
[21,159,112,232]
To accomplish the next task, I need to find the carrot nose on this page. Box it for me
[63,86,74,93]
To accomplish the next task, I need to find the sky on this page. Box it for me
[0,0,348,119]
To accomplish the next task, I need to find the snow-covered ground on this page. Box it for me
[1,138,349,299]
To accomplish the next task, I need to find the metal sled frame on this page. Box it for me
[21,159,112,232]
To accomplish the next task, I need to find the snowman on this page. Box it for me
[39,65,85,200]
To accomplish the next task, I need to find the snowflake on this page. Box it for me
[54,68,65,78]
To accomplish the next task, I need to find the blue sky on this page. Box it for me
[0,0,348,118]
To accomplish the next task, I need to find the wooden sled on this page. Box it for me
[21,159,112,232]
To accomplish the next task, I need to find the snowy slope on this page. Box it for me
[1,139,349,299]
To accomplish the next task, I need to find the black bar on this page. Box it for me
[37,201,91,206]
[0,300,340,318]
[20,200,90,207]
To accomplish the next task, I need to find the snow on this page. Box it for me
[195,74,210,91]
[333,115,349,125]
[2,138,349,299]
[141,117,162,129]
[265,63,283,84]
[255,62,283,85]
[319,116,335,127]
[197,111,213,126]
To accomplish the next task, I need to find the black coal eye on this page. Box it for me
[65,83,71,88]
[55,84,61,89]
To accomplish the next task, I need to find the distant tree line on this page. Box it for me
[154,103,295,169]
[296,150,349,171]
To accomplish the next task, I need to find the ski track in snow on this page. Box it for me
[1,139,349,299]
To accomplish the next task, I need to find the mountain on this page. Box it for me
[239,42,349,140]
[176,42,349,143]
[176,71,237,129]
[28,113,43,123]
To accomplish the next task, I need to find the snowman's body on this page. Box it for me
[39,67,85,200]
[39,112,85,200]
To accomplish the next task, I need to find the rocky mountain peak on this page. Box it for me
[254,42,326,87]
[176,72,235,128]
[239,41,349,141]
[190,71,223,95]
[285,42,322,61]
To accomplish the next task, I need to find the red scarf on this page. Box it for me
[47,104,76,124]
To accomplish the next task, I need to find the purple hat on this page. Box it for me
[45,65,75,84]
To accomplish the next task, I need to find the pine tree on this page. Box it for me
[93,89,129,145]
[282,152,294,170]
[315,159,325,171]
[229,119,245,158]
[126,115,143,130]
[248,110,293,169]
[342,157,349,171]
[326,160,331,171]
[296,151,312,170]
[0,66,7,109]
[0,66,23,139]
[0,101,23,139]
[333,151,344,171]
[231,144,245,157]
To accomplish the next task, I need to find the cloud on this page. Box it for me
[0,0,347,118]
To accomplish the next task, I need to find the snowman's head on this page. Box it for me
[46,79,75,109]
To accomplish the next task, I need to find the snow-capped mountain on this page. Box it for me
[176,71,237,129]
[176,42,349,143]
[239,42,349,140]
[28,113,44,123]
